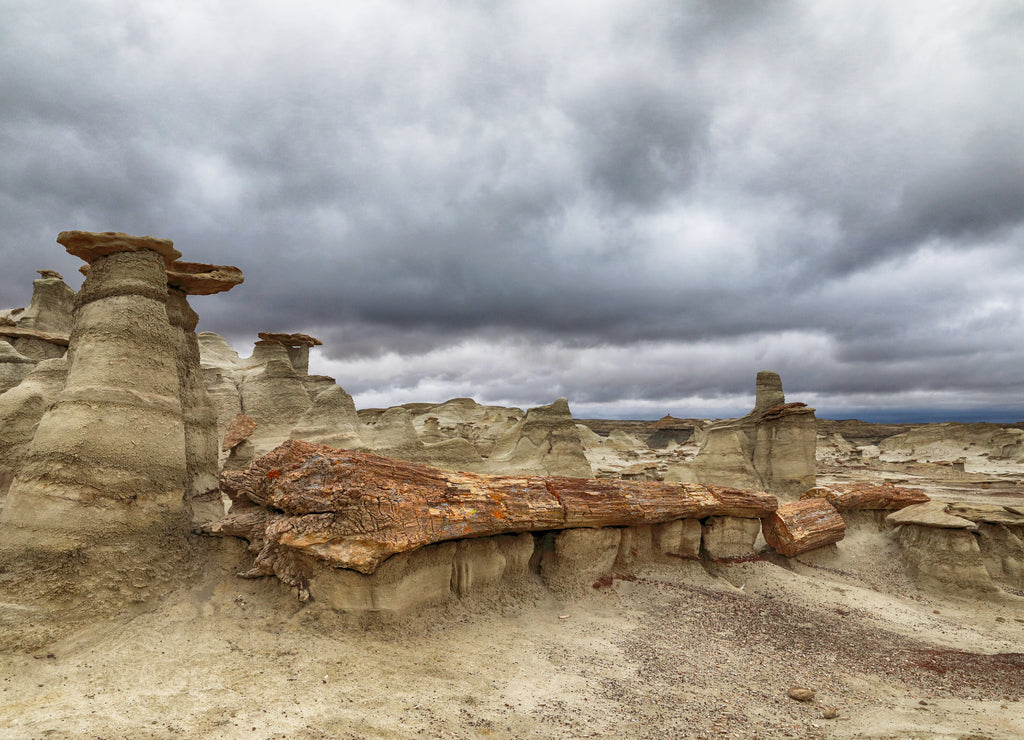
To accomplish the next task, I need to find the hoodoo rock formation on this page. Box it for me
[0,231,242,641]
[198,334,594,478]
[166,262,244,523]
[2,231,190,538]
[0,269,75,396]
[484,397,593,478]
[885,501,1024,595]
[666,371,816,499]
[199,331,344,455]
[257,332,322,374]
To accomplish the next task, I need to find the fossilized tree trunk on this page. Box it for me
[800,483,929,511]
[761,499,846,557]
[202,439,778,576]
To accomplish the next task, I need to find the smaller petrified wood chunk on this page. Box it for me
[762,499,846,557]
[801,483,928,511]
[222,413,258,451]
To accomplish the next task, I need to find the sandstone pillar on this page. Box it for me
[754,370,785,413]
[0,233,246,648]
[1,232,188,545]
[256,331,322,374]
[20,269,76,334]
[166,262,244,525]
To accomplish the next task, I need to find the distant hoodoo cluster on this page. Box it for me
[1,230,1022,648]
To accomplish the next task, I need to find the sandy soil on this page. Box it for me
[3,429,1023,739]
[2,521,1022,740]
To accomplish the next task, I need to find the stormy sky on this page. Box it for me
[2,1,1023,421]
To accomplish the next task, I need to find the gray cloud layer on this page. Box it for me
[3,1,1023,419]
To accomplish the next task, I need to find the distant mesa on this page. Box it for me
[652,414,688,429]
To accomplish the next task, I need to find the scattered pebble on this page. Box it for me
[787,686,815,702]
[821,706,838,719]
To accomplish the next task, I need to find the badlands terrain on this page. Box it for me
[1,239,1022,739]
[1,414,1020,739]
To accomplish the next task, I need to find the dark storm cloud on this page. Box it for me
[2,0,1023,419]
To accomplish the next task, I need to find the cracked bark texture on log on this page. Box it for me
[762,498,846,557]
[202,440,778,578]
[800,483,929,511]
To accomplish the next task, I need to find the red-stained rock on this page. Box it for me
[167,261,244,295]
[57,230,181,263]
[222,413,258,451]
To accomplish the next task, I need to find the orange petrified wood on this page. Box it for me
[800,483,929,511]
[202,440,778,583]
[762,498,846,557]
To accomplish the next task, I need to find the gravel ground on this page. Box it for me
[2,535,1021,739]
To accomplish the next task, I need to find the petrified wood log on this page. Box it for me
[800,483,929,511]
[201,440,778,578]
[762,499,846,557]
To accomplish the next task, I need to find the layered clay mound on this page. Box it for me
[815,431,860,465]
[602,428,647,452]
[878,422,1024,464]
[355,397,592,477]
[886,501,1024,596]
[406,397,525,457]
[485,397,593,478]
[15,269,76,334]
[0,357,67,506]
[0,231,243,646]
[0,269,75,381]
[198,332,593,478]
[289,385,364,450]
[200,332,326,454]
[666,371,816,500]
[0,340,36,395]
[357,406,486,471]
[239,354,315,448]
